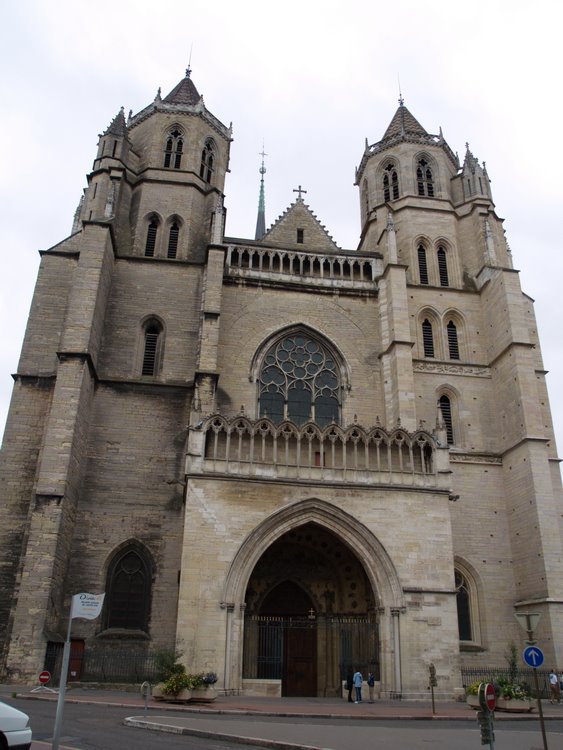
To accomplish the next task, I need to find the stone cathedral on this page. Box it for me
[1,70,562,698]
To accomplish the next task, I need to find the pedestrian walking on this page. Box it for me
[549,668,560,704]
[367,671,375,703]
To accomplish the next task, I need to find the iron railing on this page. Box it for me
[460,666,551,699]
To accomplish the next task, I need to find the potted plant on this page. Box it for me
[465,681,482,709]
[190,671,219,702]
[495,677,534,712]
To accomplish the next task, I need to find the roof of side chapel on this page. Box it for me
[263,199,341,252]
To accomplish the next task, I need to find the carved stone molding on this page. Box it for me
[450,452,502,465]
[413,361,490,377]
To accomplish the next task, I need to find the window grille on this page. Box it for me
[422,319,434,357]
[447,320,460,359]
[167,222,179,258]
[418,245,429,284]
[437,247,449,286]
[259,334,340,427]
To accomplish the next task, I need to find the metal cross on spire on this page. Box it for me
[293,185,307,200]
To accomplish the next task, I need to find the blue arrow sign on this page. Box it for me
[523,645,544,668]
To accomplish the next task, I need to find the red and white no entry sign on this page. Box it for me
[38,670,51,684]
[484,682,496,711]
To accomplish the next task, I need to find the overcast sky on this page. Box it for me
[1,0,562,459]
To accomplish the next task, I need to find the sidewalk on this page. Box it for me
[3,683,562,750]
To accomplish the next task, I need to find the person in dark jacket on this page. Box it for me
[345,671,353,702]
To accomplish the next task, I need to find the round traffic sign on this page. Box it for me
[38,670,51,684]
[484,682,496,711]
[523,645,544,668]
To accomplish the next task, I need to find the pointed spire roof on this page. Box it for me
[382,102,428,140]
[162,67,201,106]
[103,106,127,136]
[255,148,267,241]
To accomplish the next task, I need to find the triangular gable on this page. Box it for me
[263,200,340,252]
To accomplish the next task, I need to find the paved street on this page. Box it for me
[3,687,563,750]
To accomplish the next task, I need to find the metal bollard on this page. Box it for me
[140,681,151,716]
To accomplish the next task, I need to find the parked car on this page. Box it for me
[0,700,32,749]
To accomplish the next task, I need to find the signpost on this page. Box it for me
[428,663,437,715]
[515,611,549,750]
[30,670,57,694]
[52,593,105,750]
[477,682,495,748]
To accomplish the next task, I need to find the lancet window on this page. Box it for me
[437,246,449,286]
[258,333,340,427]
[455,570,472,641]
[144,218,158,257]
[163,128,184,169]
[200,139,215,183]
[418,244,429,284]
[417,158,434,197]
[438,394,454,444]
[105,545,152,631]
[422,319,434,358]
[141,320,163,376]
[383,163,399,201]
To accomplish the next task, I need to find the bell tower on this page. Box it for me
[77,68,232,262]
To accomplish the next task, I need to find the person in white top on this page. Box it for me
[549,669,560,704]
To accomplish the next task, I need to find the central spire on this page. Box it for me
[254,146,267,240]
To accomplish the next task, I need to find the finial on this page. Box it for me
[259,142,267,176]
[398,74,404,106]
[186,43,193,78]
[293,185,307,201]
[465,141,470,151]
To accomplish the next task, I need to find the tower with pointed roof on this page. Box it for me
[1,77,561,699]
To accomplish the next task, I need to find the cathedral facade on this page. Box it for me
[1,71,562,697]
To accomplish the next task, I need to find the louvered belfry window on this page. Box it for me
[167,222,179,258]
[200,140,215,183]
[437,247,449,286]
[142,324,160,375]
[418,245,429,284]
[422,319,434,357]
[439,395,454,444]
[383,163,399,201]
[417,159,434,197]
[145,220,158,257]
[447,320,460,359]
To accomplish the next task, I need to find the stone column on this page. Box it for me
[391,608,402,695]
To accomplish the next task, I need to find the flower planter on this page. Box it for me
[167,688,192,703]
[496,697,534,712]
[152,682,166,700]
[190,686,217,702]
[466,694,480,710]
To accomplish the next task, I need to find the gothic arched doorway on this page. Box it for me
[242,522,379,697]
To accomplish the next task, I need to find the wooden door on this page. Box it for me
[283,626,316,696]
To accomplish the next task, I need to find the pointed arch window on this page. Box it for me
[447,320,460,359]
[417,158,434,197]
[383,163,399,201]
[437,247,449,286]
[141,320,163,376]
[144,219,159,257]
[418,245,429,285]
[163,128,184,169]
[438,394,454,444]
[167,222,179,259]
[200,139,215,183]
[455,570,472,641]
[422,319,434,358]
[105,546,152,631]
[259,333,341,427]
